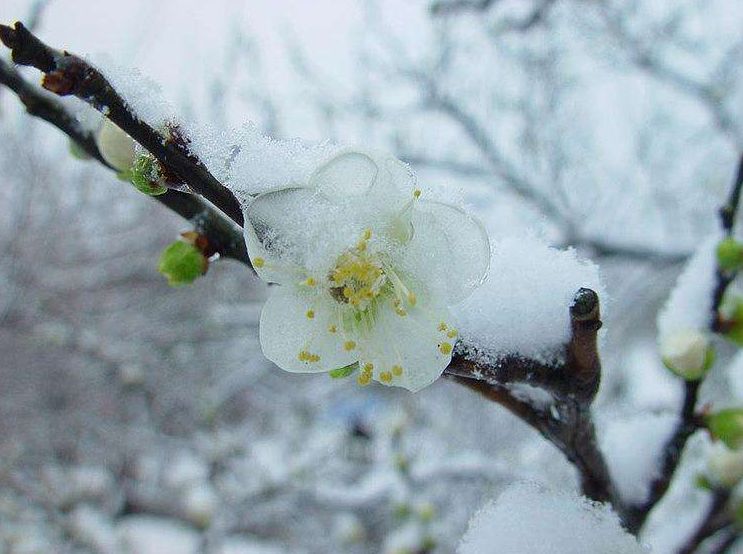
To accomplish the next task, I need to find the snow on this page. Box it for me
[116,516,201,554]
[657,232,721,342]
[457,482,648,554]
[599,412,678,505]
[453,235,604,364]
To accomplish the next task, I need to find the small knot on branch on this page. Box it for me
[567,287,602,404]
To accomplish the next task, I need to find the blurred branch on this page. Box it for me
[0,21,245,227]
[676,490,733,554]
[0,55,249,266]
[430,0,497,16]
[445,287,623,512]
[626,154,743,534]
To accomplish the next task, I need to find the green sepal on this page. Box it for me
[707,408,743,449]
[69,140,92,160]
[158,241,207,287]
[722,296,743,346]
[695,474,714,491]
[130,155,167,196]
[717,238,743,273]
[329,363,358,379]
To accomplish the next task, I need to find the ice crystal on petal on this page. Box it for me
[244,149,490,391]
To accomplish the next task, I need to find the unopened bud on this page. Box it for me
[707,443,743,488]
[717,238,743,273]
[95,118,136,172]
[707,408,743,450]
[660,329,714,380]
[158,241,208,287]
[129,154,168,196]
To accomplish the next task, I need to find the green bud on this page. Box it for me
[660,330,715,380]
[392,502,411,520]
[130,154,168,196]
[329,363,358,379]
[707,408,743,449]
[158,241,207,287]
[717,238,743,273]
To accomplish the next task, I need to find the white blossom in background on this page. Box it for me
[95,118,136,172]
[660,329,714,380]
[457,483,648,554]
[242,149,490,391]
[706,443,743,488]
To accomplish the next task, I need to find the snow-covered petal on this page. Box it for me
[359,292,453,392]
[402,199,490,303]
[260,287,357,373]
[309,150,379,198]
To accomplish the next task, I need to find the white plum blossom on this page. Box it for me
[706,443,743,488]
[243,149,490,391]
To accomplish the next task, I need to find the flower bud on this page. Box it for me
[660,329,714,380]
[158,241,208,287]
[707,408,743,450]
[707,443,743,488]
[717,238,743,273]
[95,118,136,172]
[129,154,168,196]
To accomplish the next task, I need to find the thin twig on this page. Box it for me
[676,490,732,554]
[0,21,244,227]
[0,57,249,265]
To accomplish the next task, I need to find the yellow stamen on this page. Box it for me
[392,365,403,376]
[439,342,453,355]
[438,322,448,332]
[304,277,317,287]
[413,189,421,199]
[447,329,458,338]
[357,373,371,386]
[306,310,315,320]
[362,228,372,240]
[407,291,417,306]
[328,325,337,334]
[344,340,357,351]
[380,371,393,383]
[363,362,374,372]
[253,257,265,268]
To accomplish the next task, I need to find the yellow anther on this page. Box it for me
[309,354,320,362]
[447,329,458,338]
[328,325,337,334]
[304,277,317,287]
[392,365,403,376]
[413,189,421,199]
[407,291,417,306]
[395,307,407,317]
[306,310,315,320]
[439,342,453,355]
[343,287,353,299]
[253,257,265,268]
[298,350,310,361]
[344,340,357,351]
[380,371,393,383]
[356,240,367,252]
[438,322,448,332]
[362,228,372,240]
[363,362,374,372]
[357,373,371,386]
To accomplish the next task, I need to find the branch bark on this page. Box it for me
[0,21,244,227]
[0,57,250,266]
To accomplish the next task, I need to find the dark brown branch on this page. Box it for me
[0,21,245,227]
[627,154,743,533]
[676,490,732,554]
[0,57,249,266]
[445,287,622,512]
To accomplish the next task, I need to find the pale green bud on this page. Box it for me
[158,241,207,287]
[660,329,714,380]
[95,118,136,172]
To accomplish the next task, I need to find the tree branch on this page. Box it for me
[626,154,743,533]
[0,21,245,227]
[445,287,622,512]
[676,490,732,554]
[0,57,249,266]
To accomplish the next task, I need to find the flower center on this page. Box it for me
[329,245,387,311]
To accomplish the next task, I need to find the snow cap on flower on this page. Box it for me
[243,148,490,392]
[660,328,714,380]
[95,118,136,172]
[707,443,743,488]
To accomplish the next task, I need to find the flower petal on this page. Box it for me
[259,287,357,373]
[402,199,491,304]
[358,294,453,392]
[309,150,379,198]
